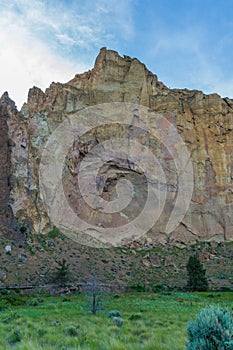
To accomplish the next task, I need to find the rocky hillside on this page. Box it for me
[0,47,232,247]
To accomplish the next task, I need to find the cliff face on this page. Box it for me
[0,93,14,233]
[0,48,232,246]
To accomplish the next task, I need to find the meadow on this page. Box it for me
[0,291,233,349]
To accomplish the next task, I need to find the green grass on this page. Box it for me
[46,226,63,239]
[0,292,233,349]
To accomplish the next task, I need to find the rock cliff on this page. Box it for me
[0,47,232,246]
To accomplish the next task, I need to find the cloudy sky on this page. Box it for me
[1,0,233,108]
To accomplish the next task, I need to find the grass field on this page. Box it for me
[0,292,233,349]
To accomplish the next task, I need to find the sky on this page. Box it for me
[1,0,233,109]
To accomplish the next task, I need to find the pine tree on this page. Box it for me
[186,255,208,291]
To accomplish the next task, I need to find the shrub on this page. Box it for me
[37,328,47,337]
[220,286,232,292]
[8,330,21,345]
[186,305,233,349]
[3,311,21,324]
[47,226,60,239]
[128,313,142,321]
[151,283,173,293]
[113,317,124,327]
[28,297,44,306]
[0,288,10,296]
[53,258,70,285]
[65,326,79,337]
[152,284,163,293]
[1,295,26,307]
[62,297,71,302]
[108,310,121,318]
[130,282,145,292]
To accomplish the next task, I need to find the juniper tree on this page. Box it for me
[186,255,208,291]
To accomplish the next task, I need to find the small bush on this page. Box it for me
[0,299,8,310]
[128,313,142,321]
[152,284,163,293]
[0,288,10,296]
[28,246,35,255]
[37,328,47,337]
[113,317,124,327]
[62,297,71,302]
[28,297,44,306]
[8,330,21,344]
[53,258,71,285]
[152,283,173,293]
[13,288,21,294]
[186,305,233,349]
[3,311,21,324]
[65,325,79,337]
[207,294,215,298]
[108,310,121,318]
[47,226,60,239]
[130,282,145,292]
[1,295,26,307]
[220,286,232,292]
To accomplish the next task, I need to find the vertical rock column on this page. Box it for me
[0,93,14,235]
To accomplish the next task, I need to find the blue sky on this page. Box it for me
[1,0,233,108]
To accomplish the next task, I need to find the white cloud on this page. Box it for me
[1,0,232,105]
[0,26,88,109]
[0,1,88,108]
[56,34,76,46]
[0,0,135,108]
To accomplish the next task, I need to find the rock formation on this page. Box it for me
[0,47,232,246]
